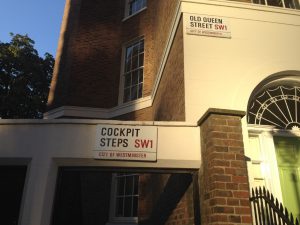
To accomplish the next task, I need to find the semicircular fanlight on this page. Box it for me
[248,85,300,130]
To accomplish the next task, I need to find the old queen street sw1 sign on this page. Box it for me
[186,14,231,38]
[94,125,157,161]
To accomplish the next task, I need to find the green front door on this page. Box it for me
[274,136,300,220]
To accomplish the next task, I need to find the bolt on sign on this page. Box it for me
[186,14,231,38]
[94,125,157,161]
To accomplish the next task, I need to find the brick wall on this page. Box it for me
[138,173,169,223]
[47,0,180,114]
[47,0,82,109]
[198,109,252,225]
[152,18,185,121]
[164,182,195,225]
[114,17,184,122]
[138,173,196,225]
[113,107,153,121]
[53,0,124,109]
[146,0,180,97]
[118,4,184,122]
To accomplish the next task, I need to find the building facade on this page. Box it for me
[0,0,300,225]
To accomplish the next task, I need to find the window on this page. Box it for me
[122,39,144,103]
[248,85,300,130]
[110,173,139,223]
[253,0,300,9]
[125,0,147,17]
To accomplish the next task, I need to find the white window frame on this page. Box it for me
[118,37,145,104]
[252,0,300,10]
[247,127,283,199]
[245,125,300,203]
[107,173,139,225]
[124,0,147,19]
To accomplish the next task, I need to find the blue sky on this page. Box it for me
[0,0,65,57]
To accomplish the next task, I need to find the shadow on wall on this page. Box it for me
[141,173,195,225]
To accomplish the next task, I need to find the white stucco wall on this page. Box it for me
[0,119,200,225]
[182,0,300,123]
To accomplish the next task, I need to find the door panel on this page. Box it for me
[275,136,300,220]
[278,167,300,219]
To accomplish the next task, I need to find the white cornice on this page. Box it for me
[247,124,300,137]
[181,0,300,17]
[44,96,152,119]
[0,118,197,127]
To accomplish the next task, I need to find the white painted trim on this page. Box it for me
[107,173,138,224]
[118,37,145,105]
[181,0,300,16]
[123,7,147,22]
[246,128,283,201]
[123,0,147,20]
[246,125,300,203]
[0,118,197,127]
[248,124,300,137]
[53,158,201,170]
[43,106,69,119]
[106,223,137,225]
[44,96,152,119]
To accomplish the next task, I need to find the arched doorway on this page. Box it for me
[246,72,300,220]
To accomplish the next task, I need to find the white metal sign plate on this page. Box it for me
[94,125,157,161]
[186,14,231,38]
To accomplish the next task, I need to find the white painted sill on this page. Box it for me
[122,7,147,22]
